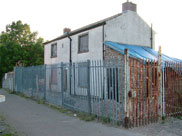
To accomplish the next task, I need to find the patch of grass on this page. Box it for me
[0,114,5,121]
[37,99,45,104]
[161,116,166,124]
[162,116,165,120]
[0,114,18,136]
[4,89,15,94]
[116,121,122,126]
[47,104,69,113]
[103,116,111,124]
[2,134,13,136]
[77,112,96,122]
[16,93,29,99]
[176,116,182,120]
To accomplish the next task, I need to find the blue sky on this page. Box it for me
[0,0,182,59]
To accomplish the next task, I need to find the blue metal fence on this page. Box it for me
[13,58,126,125]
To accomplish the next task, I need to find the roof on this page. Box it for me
[104,41,182,63]
[44,13,122,45]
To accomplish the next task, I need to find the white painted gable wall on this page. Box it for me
[44,10,154,64]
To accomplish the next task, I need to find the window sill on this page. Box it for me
[78,51,89,54]
[51,56,57,58]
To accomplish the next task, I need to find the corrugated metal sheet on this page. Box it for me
[104,41,182,62]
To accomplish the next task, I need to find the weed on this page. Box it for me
[116,121,122,126]
[2,134,13,136]
[162,116,165,121]
[77,112,96,121]
[37,99,45,104]
[176,116,182,120]
[4,89,14,94]
[103,117,111,124]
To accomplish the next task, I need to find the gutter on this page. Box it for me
[44,22,106,45]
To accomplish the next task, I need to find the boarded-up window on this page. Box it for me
[78,34,89,53]
[51,68,57,84]
[51,43,57,57]
[78,62,88,87]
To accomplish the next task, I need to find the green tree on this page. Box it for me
[0,20,44,85]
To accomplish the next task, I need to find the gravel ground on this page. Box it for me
[130,117,182,136]
[1,88,182,136]
[0,89,144,136]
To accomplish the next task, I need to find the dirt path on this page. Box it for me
[0,89,144,136]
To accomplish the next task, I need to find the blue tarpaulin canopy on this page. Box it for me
[104,41,182,63]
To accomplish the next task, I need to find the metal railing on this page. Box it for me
[2,50,182,128]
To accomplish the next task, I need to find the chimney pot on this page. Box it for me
[63,28,71,35]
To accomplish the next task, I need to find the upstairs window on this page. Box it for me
[78,34,89,53]
[51,43,57,58]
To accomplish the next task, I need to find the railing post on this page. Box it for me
[13,67,16,92]
[158,46,163,118]
[44,64,47,101]
[124,49,130,128]
[61,62,64,106]
[87,60,92,114]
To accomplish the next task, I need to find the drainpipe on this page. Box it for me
[151,24,153,49]
[68,35,72,63]
[68,35,72,95]
[102,24,105,60]
[102,24,105,99]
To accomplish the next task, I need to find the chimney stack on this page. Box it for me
[63,28,71,35]
[122,1,137,13]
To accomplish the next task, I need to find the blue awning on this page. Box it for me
[104,41,182,63]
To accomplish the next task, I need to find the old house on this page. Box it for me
[43,1,156,97]
[44,1,155,64]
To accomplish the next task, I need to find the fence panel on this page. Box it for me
[164,61,182,116]
[127,59,159,127]
[2,72,14,90]
[90,58,125,124]
[7,58,177,128]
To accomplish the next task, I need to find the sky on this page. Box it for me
[0,0,182,59]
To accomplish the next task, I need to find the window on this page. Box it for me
[51,43,57,57]
[78,34,89,53]
[78,62,88,87]
[107,68,119,102]
[51,68,57,84]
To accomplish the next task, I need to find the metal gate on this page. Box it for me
[61,59,126,124]
[127,59,159,127]
[164,61,182,117]
[61,62,91,113]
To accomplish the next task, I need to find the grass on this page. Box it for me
[77,112,96,122]
[37,99,45,104]
[103,116,111,124]
[176,116,182,120]
[0,114,18,136]
[5,89,14,94]
[2,134,13,136]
